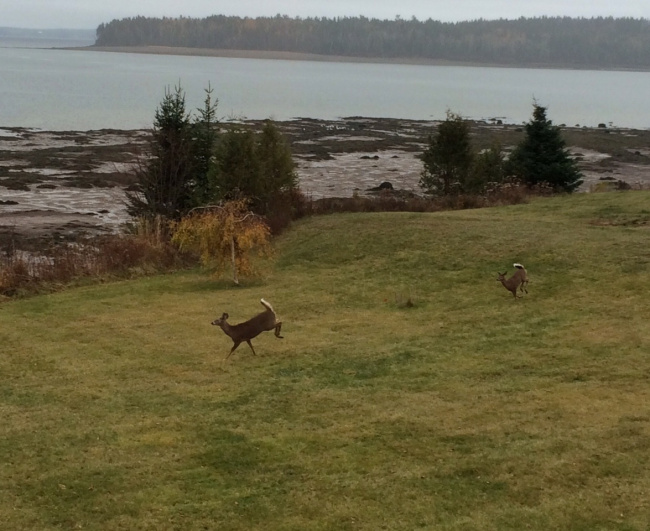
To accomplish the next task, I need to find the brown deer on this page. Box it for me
[497,263,529,299]
[212,299,283,358]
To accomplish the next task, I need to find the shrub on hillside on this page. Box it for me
[171,200,273,284]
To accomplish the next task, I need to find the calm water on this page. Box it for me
[2,44,650,131]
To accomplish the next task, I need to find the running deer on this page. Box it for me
[497,263,529,299]
[212,299,283,358]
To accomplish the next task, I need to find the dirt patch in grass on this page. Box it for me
[2,118,650,249]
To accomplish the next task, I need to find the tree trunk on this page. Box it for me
[231,236,239,285]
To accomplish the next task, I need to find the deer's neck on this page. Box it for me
[219,322,235,338]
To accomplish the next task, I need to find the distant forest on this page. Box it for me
[94,15,650,70]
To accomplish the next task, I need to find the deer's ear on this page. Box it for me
[222,313,229,319]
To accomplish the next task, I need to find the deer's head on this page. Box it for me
[212,313,229,326]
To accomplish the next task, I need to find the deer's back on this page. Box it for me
[231,310,276,340]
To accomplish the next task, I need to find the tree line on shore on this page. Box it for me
[95,15,650,69]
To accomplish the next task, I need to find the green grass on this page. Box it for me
[2,191,650,530]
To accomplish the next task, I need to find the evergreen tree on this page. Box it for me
[256,120,298,211]
[127,83,299,226]
[508,103,583,192]
[190,85,219,207]
[420,112,473,195]
[210,121,297,215]
[469,144,506,193]
[127,84,194,220]
[212,128,260,203]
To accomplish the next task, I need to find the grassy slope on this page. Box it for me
[2,192,650,530]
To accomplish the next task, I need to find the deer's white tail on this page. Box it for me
[514,263,525,269]
[260,298,274,312]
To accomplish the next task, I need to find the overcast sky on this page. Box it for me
[4,0,650,30]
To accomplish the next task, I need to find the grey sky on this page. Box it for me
[4,0,650,30]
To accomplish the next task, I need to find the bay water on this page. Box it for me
[1,42,650,131]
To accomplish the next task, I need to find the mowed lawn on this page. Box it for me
[2,191,650,530]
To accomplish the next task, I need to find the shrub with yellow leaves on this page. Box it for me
[171,199,272,284]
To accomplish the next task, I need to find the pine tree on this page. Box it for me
[212,128,260,203]
[126,84,194,220]
[190,85,219,207]
[508,103,583,192]
[127,84,300,229]
[419,112,473,195]
[210,121,297,215]
[470,145,506,193]
[256,120,298,212]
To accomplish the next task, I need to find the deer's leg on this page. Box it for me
[274,321,283,338]
[226,341,241,359]
[246,340,257,356]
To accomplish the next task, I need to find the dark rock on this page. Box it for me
[366,181,394,192]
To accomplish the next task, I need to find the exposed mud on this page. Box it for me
[1,118,649,250]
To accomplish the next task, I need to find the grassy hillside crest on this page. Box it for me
[2,192,650,529]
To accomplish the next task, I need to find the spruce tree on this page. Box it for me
[210,121,297,215]
[509,103,583,192]
[256,120,298,211]
[212,128,260,204]
[126,84,194,220]
[469,145,505,193]
[190,85,219,207]
[419,112,473,195]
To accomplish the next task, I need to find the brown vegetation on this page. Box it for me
[307,182,537,214]
[0,221,189,299]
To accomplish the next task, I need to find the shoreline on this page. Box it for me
[2,117,650,250]
[66,45,650,73]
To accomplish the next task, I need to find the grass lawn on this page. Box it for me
[2,191,650,530]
